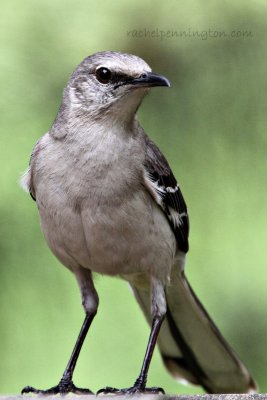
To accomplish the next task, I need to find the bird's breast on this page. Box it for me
[33,132,176,279]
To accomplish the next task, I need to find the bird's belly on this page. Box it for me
[38,190,176,280]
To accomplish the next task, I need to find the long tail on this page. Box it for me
[130,271,256,393]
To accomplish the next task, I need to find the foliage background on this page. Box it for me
[0,0,266,394]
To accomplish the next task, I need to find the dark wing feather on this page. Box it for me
[143,135,189,253]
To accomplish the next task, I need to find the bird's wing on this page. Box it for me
[20,138,44,202]
[20,165,36,201]
[27,148,37,201]
[143,134,189,253]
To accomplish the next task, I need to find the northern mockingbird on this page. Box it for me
[21,51,256,395]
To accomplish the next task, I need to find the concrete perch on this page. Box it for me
[2,394,267,400]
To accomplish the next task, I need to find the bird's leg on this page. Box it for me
[22,315,95,395]
[22,268,98,395]
[98,277,166,395]
[132,315,165,393]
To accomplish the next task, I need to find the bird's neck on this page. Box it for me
[50,98,140,142]
[50,86,146,141]
[50,112,141,156]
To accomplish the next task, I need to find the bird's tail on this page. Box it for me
[131,271,256,394]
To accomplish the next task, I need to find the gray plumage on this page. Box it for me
[21,51,256,394]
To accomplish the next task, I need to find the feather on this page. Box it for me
[143,134,189,253]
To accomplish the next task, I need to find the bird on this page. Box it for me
[21,51,256,395]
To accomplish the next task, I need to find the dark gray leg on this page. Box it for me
[22,268,98,395]
[98,276,166,395]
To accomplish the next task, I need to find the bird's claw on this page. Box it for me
[97,385,165,395]
[21,378,94,396]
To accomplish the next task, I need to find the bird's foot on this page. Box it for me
[22,377,94,396]
[97,383,165,396]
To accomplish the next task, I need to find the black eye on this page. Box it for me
[95,67,112,84]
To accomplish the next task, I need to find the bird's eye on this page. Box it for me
[95,67,112,84]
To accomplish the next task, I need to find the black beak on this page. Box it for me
[131,72,171,88]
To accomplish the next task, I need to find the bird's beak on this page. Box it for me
[131,72,171,88]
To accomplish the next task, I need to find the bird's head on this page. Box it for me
[64,51,170,125]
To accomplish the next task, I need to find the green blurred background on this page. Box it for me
[0,0,266,394]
